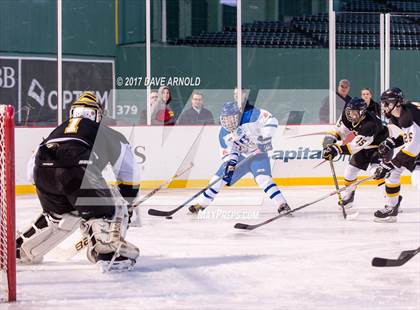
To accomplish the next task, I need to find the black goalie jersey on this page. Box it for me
[331,110,389,156]
[388,102,420,171]
[28,117,140,201]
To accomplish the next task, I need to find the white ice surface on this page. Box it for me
[6,186,420,310]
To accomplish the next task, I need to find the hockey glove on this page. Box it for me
[322,134,338,149]
[257,136,273,152]
[223,159,237,186]
[373,161,395,180]
[378,138,395,159]
[322,144,340,160]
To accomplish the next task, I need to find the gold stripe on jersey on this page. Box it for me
[385,182,401,188]
[327,130,342,140]
[401,148,416,157]
[116,181,142,186]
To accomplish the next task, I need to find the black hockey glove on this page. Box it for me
[322,144,340,160]
[378,138,395,159]
[322,134,338,149]
[373,161,395,180]
[223,159,237,186]
[257,136,273,152]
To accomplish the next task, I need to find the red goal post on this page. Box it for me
[0,105,16,302]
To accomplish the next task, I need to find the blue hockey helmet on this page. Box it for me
[345,97,367,125]
[220,101,241,132]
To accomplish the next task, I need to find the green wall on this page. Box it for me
[0,0,57,54]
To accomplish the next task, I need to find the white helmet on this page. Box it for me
[69,91,103,123]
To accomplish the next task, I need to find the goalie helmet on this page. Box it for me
[69,91,103,123]
[220,101,241,132]
[345,97,367,125]
[380,87,404,118]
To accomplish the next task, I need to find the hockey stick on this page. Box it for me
[130,162,194,210]
[50,164,194,261]
[313,159,328,169]
[329,160,347,219]
[287,131,329,139]
[148,152,260,217]
[372,246,420,267]
[129,162,194,226]
[234,176,374,231]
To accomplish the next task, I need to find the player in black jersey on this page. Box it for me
[373,87,420,222]
[322,97,389,210]
[16,92,140,271]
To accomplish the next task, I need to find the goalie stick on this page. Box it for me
[372,246,420,267]
[50,163,194,261]
[234,176,373,231]
[148,152,259,217]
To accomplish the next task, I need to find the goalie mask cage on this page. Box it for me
[0,105,16,302]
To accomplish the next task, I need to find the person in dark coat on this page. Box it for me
[177,91,215,125]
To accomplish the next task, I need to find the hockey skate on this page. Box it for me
[277,203,292,216]
[338,191,355,209]
[374,196,403,223]
[188,204,206,214]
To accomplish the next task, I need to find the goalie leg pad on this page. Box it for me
[82,212,139,264]
[16,212,81,264]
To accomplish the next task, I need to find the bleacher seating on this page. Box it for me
[170,0,420,49]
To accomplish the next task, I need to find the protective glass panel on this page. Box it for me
[0,0,57,126]
[390,13,420,100]
[242,1,329,125]
[335,12,382,123]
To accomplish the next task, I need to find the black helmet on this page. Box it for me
[380,87,404,105]
[380,87,404,118]
[345,97,367,125]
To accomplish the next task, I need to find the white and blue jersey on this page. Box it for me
[197,104,287,208]
[219,104,279,162]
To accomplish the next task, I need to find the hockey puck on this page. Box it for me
[166,216,173,219]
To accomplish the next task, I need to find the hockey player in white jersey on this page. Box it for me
[189,101,291,214]
[372,87,420,222]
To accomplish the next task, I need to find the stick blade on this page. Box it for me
[372,257,406,267]
[234,223,256,230]
[371,257,389,267]
[148,208,172,217]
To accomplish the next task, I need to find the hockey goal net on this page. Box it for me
[0,105,16,302]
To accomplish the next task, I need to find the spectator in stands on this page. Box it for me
[139,90,158,124]
[152,86,176,125]
[177,91,215,125]
[361,87,381,117]
[319,79,352,123]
